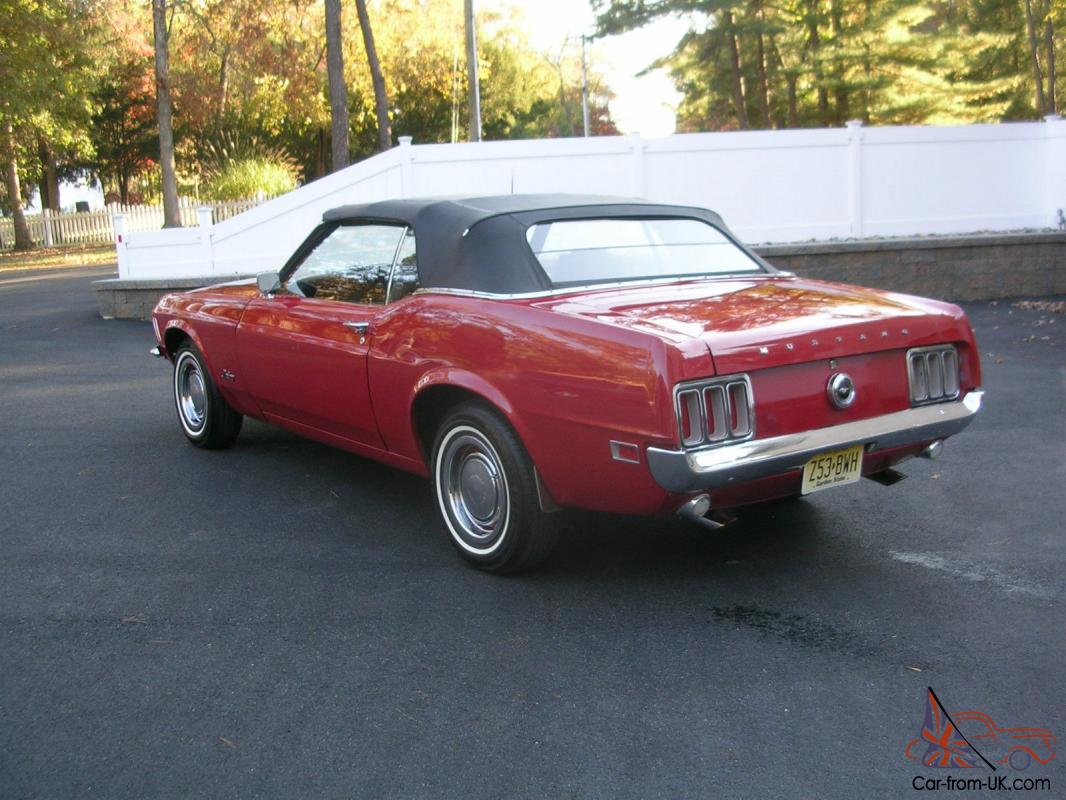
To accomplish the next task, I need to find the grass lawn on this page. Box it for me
[0,244,116,272]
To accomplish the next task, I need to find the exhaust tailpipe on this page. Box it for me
[677,494,733,530]
[919,440,944,460]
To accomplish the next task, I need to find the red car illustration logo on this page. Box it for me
[904,688,1056,770]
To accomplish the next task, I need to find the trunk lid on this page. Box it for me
[535,276,970,374]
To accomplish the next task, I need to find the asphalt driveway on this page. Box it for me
[1,266,1063,798]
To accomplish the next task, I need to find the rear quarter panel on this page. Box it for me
[368,294,697,513]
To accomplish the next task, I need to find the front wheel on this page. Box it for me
[431,402,558,574]
[172,344,243,449]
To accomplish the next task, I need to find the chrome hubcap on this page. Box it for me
[440,429,508,549]
[176,354,207,432]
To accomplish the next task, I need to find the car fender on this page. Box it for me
[410,367,524,439]
[161,318,213,368]
[157,312,261,418]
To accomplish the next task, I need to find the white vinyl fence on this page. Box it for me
[116,116,1066,280]
[0,196,269,251]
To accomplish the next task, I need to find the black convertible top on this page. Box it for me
[320,194,739,295]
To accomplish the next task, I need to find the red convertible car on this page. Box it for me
[151,194,982,572]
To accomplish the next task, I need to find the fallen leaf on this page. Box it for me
[1013,300,1066,314]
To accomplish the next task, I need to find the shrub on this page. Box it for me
[195,130,302,200]
[203,158,297,200]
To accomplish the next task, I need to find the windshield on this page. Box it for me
[525,217,764,287]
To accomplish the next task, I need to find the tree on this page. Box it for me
[91,58,158,204]
[0,0,94,249]
[152,0,181,227]
[354,0,392,152]
[324,0,350,169]
[1,120,32,250]
[595,0,1054,131]
[37,134,59,211]
[72,0,620,199]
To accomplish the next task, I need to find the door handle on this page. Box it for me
[343,321,371,334]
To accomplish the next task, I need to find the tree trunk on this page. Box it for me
[1024,0,1047,115]
[218,48,230,123]
[1046,16,1056,114]
[829,0,848,125]
[37,134,60,211]
[806,0,829,125]
[2,121,34,251]
[861,0,872,122]
[723,10,748,130]
[754,1,771,128]
[324,0,349,170]
[787,74,799,127]
[354,0,391,152]
[768,33,797,128]
[152,0,181,228]
[316,126,327,178]
[119,167,130,205]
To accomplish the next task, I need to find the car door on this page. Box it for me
[237,222,408,448]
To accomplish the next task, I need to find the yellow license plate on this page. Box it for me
[801,444,864,495]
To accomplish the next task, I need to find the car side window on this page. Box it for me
[388,230,419,303]
[286,224,406,305]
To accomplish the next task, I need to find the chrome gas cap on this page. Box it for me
[827,373,857,409]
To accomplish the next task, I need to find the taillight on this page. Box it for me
[907,345,960,405]
[703,385,728,441]
[728,381,752,437]
[678,389,704,446]
[675,375,753,448]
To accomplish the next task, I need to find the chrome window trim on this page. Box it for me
[411,273,795,302]
[673,374,755,449]
[906,344,960,406]
[384,225,412,305]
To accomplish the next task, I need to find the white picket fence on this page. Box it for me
[0,196,268,250]
[116,116,1066,280]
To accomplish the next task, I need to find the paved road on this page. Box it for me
[1,267,1063,799]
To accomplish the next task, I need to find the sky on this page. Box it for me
[489,0,691,138]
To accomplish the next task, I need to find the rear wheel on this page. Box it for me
[431,402,558,574]
[173,344,243,449]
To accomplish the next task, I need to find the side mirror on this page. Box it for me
[257,271,281,296]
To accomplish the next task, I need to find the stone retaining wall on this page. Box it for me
[95,276,252,320]
[755,232,1066,302]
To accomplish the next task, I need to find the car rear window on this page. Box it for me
[525,217,764,287]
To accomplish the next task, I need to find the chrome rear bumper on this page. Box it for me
[646,390,983,493]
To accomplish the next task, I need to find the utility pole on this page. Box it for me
[464,0,482,141]
[581,35,590,137]
[451,48,460,143]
